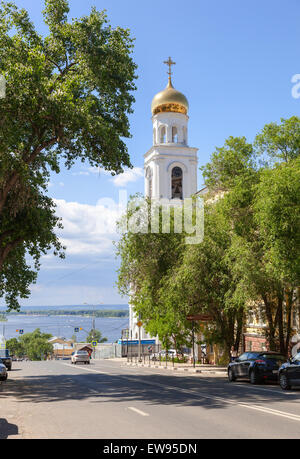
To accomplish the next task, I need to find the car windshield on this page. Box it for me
[292,352,300,361]
[0,350,9,358]
[77,351,88,355]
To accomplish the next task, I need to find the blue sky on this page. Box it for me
[3,0,300,306]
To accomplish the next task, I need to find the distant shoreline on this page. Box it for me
[5,309,129,318]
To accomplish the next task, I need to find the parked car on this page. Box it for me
[71,350,90,365]
[0,359,8,381]
[228,351,286,384]
[278,351,300,390]
[0,349,12,371]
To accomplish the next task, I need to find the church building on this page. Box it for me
[128,58,198,347]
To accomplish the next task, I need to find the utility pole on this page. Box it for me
[137,315,142,362]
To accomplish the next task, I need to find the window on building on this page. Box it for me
[172,126,178,143]
[171,167,183,199]
[160,126,166,143]
[248,310,255,325]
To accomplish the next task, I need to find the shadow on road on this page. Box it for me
[0,418,18,439]
[1,362,300,413]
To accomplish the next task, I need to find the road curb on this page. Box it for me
[123,361,227,375]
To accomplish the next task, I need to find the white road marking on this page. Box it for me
[128,407,149,417]
[233,382,296,396]
[239,404,300,422]
[60,362,300,423]
[61,363,111,375]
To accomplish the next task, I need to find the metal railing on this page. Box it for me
[126,347,193,368]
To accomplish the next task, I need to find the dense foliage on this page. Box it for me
[6,328,53,360]
[116,117,300,361]
[86,329,107,344]
[0,0,137,310]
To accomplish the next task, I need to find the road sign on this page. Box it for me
[74,328,79,333]
[91,341,97,347]
[137,321,143,327]
[19,329,24,335]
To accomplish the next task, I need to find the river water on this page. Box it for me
[0,305,129,343]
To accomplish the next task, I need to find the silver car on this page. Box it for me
[0,360,8,381]
[71,350,90,365]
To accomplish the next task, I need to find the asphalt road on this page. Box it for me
[1,359,300,439]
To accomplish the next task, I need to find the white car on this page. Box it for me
[0,360,8,381]
[71,350,90,365]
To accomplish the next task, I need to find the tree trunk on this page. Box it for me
[262,294,276,351]
[285,288,294,356]
[277,291,285,355]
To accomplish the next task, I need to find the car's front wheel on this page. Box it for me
[279,372,291,390]
[228,368,236,382]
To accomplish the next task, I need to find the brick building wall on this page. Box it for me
[244,334,268,352]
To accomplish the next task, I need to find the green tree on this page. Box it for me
[117,120,300,359]
[0,0,137,310]
[200,136,256,192]
[253,157,300,352]
[116,196,188,351]
[19,328,53,360]
[6,328,53,360]
[5,337,24,357]
[86,329,107,344]
[207,119,300,354]
[254,116,300,165]
[164,201,245,360]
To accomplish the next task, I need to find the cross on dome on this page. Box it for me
[163,57,176,81]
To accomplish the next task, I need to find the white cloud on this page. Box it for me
[71,171,90,176]
[72,166,144,187]
[111,167,144,187]
[53,197,125,257]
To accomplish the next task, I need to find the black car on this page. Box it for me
[0,349,12,371]
[228,351,286,384]
[278,351,300,390]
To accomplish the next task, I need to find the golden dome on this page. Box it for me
[151,78,189,115]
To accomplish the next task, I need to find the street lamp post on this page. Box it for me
[137,315,143,362]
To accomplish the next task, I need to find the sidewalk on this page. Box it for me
[120,358,227,375]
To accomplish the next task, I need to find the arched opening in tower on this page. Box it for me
[171,167,183,199]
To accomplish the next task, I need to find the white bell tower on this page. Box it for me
[128,59,199,349]
[144,57,198,201]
